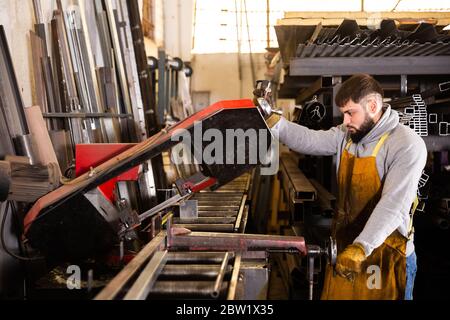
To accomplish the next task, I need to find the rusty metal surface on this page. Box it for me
[169,231,307,256]
[159,265,233,279]
[148,281,229,299]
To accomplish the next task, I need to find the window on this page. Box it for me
[192,0,450,54]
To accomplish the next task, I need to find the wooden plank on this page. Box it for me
[278,18,450,27]
[284,11,450,20]
[24,106,61,175]
[30,31,47,113]
[277,18,371,26]
[4,161,60,203]
[278,15,450,27]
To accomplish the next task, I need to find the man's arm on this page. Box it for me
[354,135,427,256]
[273,117,343,156]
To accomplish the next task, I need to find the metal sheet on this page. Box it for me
[117,0,148,141]
[48,130,73,173]
[12,134,41,164]
[179,199,198,220]
[0,26,29,139]
[51,11,87,145]
[104,0,134,142]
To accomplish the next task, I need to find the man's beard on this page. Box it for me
[348,115,375,143]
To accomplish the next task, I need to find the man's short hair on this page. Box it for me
[335,74,384,108]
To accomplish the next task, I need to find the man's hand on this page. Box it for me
[253,96,283,128]
[335,243,367,281]
[266,113,282,128]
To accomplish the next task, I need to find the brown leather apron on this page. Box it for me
[321,132,408,300]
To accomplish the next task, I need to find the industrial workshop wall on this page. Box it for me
[0,0,162,107]
[0,0,34,107]
[191,53,267,104]
[0,0,32,299]
[163,0,194,62]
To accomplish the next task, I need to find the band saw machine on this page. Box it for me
[17,98,336,299]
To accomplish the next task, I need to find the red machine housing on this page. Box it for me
[75,144,140,203]
[23,100,271,260]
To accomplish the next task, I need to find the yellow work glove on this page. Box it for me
[265,113,282,128]
[335,243,367,281]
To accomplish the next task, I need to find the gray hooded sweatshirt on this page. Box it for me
[273,106,427,257]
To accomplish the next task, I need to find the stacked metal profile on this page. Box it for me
[273,17,450,300]
[172,175,250,233]
[148,175,250,299]
[295,20,450,59]
[13,0,165,192]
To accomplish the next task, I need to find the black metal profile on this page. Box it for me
[127,0,160,137]
[42,112,133,119]
[127,0,167,195]
[0,26,29,137]
[291,56,450,76]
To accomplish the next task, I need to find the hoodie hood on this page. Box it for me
[351,105,399,145]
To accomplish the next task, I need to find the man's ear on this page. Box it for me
[367,98,378,114]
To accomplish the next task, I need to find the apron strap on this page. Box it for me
[345,132,390,156]
[408,196,419,240]
[345,139,352,150]
[371,132,390,157]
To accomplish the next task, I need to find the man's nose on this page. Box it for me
[343,114,351,126]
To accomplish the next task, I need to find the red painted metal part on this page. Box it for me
[183,177,218,193]
[171,99,255,132]
[23,100,257,233]
[75,144,140,202]
[169,232,307,256]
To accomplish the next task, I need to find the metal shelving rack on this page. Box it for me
[272,17,450,299]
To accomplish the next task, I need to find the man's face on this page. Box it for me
[340,99,375,143]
